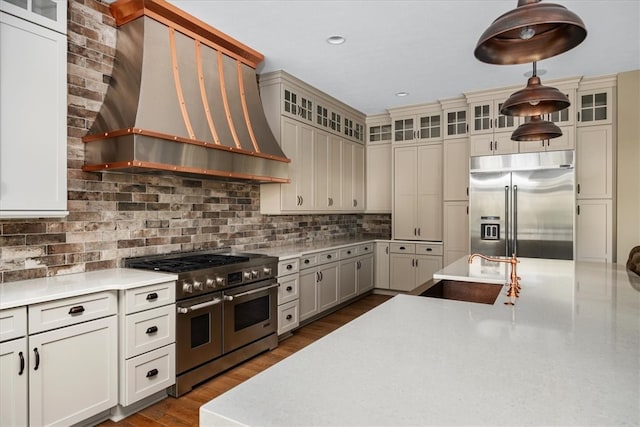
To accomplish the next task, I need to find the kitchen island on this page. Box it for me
[200,257,640,426]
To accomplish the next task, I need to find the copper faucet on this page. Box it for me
[468,253,521,305]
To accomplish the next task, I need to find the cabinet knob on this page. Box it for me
[286,286,293,292]
[146,326,158,335]
[286,264,293,270]
[146,292,158,301]
[146,368,159,378]
[286,314,293,320]
[304,259,310,264]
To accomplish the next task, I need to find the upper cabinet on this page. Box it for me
[577,75,616,127]
[440,98,468,140]
[366,114,392,213]
[0,4,68,218]
[465,89,518,157]
[367,114,392,145]
[0,0,66,33]
[259,71,366,214]
[389,103,442,144]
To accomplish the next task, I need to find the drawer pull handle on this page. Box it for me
[286,264,293,270]
[68,305,85,315]
[19,352,25,375]
[286,286,293,291]
[399,246,406,250]
[146,368,159,378]
[33,348,40,371]
[146,326,158,334]
[146,293,159,301]
[286,314,293,320]
[426,248,432,252]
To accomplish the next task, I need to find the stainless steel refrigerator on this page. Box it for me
[469,150,575,260]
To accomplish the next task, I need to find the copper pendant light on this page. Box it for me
[501,62,570,116]
[511,115,562,141]
[474,0,587,65]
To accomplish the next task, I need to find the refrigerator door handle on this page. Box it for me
[513,185,518,256]
[505,186,510,257]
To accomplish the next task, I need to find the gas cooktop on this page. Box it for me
[125,253,250,273]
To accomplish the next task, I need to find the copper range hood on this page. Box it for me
[83,0,290,183]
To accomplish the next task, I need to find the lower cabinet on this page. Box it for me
[277,258,300,335]
[374,242,390,289]
[576,199,613,262]
[0,335,28,426]
[389,243,443,291]
[299,262,339,321]
[339,253,374,303]
[27,292,118,426]
[443,201,469,266]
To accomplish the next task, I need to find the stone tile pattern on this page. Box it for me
[0,0,391,284]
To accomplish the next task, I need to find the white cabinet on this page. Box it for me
[443,201,469,266]
[0,10,67,218]
[0,306,28,427]
[356,253,374,294]
[576,125,613,199]
[518,126,575,153]
[28,292,118,426]
[576,199,613,263]
[277,258,300,335]
[339,258,358,303]
[443,138,469,201]
[577,85,614,127]
[117,282,176,410]
[466,91,519,157]
[367,114,392,145]
[315,132,342,210]
[299,250,340,322]
[470,132,518,157]
[393,144,443,241]
[317,262,339,313]
[366,143,392,212]
[342,140,365,210]
[441,98,469,139]
[0,0,67,34]
[374,242,390,289]
[390,103,443,144]
[389,243,443,291]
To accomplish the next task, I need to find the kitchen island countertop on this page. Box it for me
[200,257,640,426]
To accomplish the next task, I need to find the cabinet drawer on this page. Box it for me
[0,306,27,342]
[316,250,338,265]
[300,254,318,269]
[278,258,299,276]
[123,281,175,315]
[339,246,358,260]
[357,243,373,255]
[390,243,416,254]
[29,291,117,334]
[122,344,175,406]
[278,300,299,335]
[124,305,176,359]
[416,243,443,256]
[278,275,299,304]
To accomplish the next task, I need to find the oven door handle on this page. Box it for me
[224,282,279,301]
[177,297,223,314]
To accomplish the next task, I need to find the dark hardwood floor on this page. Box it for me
[99,293,392,427]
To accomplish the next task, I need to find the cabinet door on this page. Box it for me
[374,243,390,289]
[341,140,354,210]
[493,132,518,155]
[417,144,442,241]
[389,253,416,292]
[547,126,574,151]
[444,109,468,139]
[29,316,118,427]
[416,255,443,287]
[352,143,365,210]
[0,12,67,216]
[443,201,469,266]
[299,269,318,321]
[393,147,418,239]
[280,118,315,210]
[469,134,494,157]
[416,112,442,142]
[317,263,339,312]
[576,126,613,199]
[366,144,392,212]
[577,88,613,126]
[493,100,518,133]
[470,102,493,134]
[393,117,415,143]
[314,131,335,210]
[0,337,28,427]
[339,260,357,303]
[443,138,469,201]
[576,199,613,263]
[356,255,374,294]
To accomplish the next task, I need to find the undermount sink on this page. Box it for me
[419,280,503,305]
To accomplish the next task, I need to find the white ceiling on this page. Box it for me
[167,0,640,115]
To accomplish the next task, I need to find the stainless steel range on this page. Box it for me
[125,250,279,396]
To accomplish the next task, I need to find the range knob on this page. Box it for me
[251,270,259,279]
[215,276,225,287]
[205,278,215,288]
[263,267,273,276]
[193,280,203,291]
[243,271,252,280]
[182,282,194,294]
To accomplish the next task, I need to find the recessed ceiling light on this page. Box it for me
[395,92,409,97]
[326,35,346,45]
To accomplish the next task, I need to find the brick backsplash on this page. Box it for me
[0,0,391,284]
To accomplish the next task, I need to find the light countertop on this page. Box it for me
[0,269,178,309]
[248,238,377,260]
[200,257,640,426]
